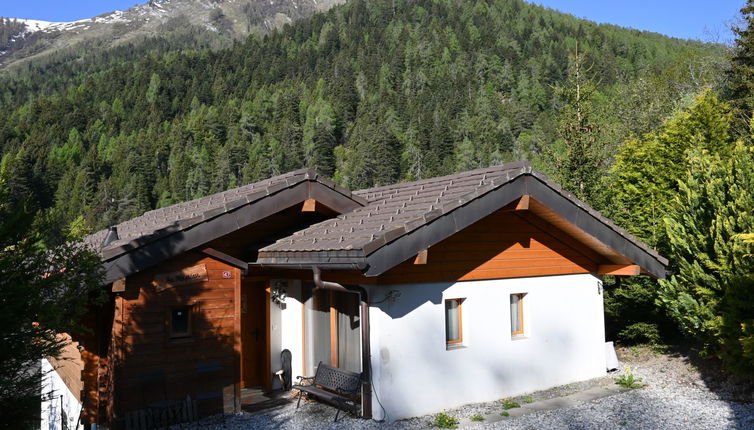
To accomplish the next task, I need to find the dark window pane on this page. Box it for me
[172,307,190,336]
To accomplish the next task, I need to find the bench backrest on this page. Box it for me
[313,362,362,396]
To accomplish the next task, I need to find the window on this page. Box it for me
[303,285,361,375]
[170,306,192,338]
[445,298,463,345]
[510,294,524,336]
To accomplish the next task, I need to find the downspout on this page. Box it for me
[311,267,373,420]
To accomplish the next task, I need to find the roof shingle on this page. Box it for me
[260,161,530,254]
[83,168,365,259]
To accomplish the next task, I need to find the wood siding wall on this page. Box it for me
[109,252,241,420]
[379,210,599,284]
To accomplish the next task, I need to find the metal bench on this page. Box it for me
[293,362,361,422]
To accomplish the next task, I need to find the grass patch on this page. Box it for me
[523,395,534,404]
[615,367,644,389]
[432,412,459,429]
[470,414,485,422]
[501,410,510,417]
[502,398,521,410]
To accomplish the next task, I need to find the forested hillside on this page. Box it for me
[9,0,754,404]
[0,0,723,237]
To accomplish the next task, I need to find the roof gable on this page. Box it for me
[256,162,668,278]
[376,208,601,284]
[85,169,365,283]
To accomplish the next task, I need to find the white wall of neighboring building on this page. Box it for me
[273,279,304,388]
[368,274,606,421]
[40,358,83,430]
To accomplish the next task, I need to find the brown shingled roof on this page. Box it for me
[87,168,366,283]
[260,162,530,254]
[256,161,668,278]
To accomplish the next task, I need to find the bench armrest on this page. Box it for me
[296,376,315,381]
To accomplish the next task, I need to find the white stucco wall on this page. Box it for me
[40,358,83,430]
[368,274,606,421]
[274,280,304,387]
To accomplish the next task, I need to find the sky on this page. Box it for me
[0,0,745,43]
[533,0,742,43]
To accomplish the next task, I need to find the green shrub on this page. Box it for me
[432,412,459,429]
[501,411,510,417]
[618,322,661,345]
[523,395,534,404]
[502,399,521,410]
[470,414,485,421]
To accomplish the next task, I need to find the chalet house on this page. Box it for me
[74,161,667,426]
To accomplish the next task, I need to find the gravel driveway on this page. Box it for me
[196,347,754,429]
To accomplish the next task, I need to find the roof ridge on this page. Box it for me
[360,166,524,253]
[354,161,531,196]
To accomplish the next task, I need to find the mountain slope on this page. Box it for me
[0,0,724,236]
[0,0,344,68]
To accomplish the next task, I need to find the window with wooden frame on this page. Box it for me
[445,298,464,346]
[169,306,193,338]
[510,293,524,337]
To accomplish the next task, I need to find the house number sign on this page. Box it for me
[152,264,208,292]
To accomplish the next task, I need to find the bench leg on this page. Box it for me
[296,390,304,409]
[334,407,341,423]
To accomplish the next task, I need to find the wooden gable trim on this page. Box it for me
[597,264,641,276]
[512,211,604,265]
[201,248,249,273]
[413,249,428,265]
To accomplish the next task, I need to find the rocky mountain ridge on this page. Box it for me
[0,0,344,68]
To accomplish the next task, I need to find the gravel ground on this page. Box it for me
[194,347,754,429]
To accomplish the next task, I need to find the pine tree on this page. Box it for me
[726,0,754,129]
[550,45,603,205]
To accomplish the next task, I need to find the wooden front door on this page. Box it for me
[241,280,267,387]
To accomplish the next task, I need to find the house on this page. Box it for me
[73,161,667,426]
[40,335,85,430]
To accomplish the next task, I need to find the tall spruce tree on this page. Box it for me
[726,0,754,129]
[550,45,603,205]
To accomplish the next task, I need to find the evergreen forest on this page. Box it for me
[5,0,754,384]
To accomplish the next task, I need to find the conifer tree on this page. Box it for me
[659,142,754,373]
[606,89,734,345]
[610,90,733,248]
[726,0,754,128]
[550,45,603,205]
[0,175,103,427]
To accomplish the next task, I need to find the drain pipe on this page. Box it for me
[311,267,373,420]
